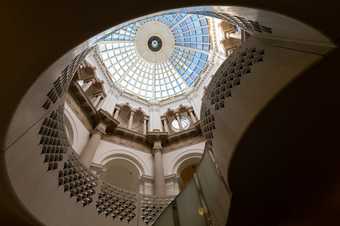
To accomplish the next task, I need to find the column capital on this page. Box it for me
[91,129,102,136]
[93,121,107,135]
[152,140,163,154]
[140,175,153,182]
[128,110,135,130]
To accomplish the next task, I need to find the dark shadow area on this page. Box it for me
[228,48,340,226]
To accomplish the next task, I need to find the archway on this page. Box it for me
[101,159,140,193]
[176,157,201,190]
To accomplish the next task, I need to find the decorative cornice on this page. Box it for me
[68,81,98,128]
[140,175,154,182]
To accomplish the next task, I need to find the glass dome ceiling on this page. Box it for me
[96,13,212,102]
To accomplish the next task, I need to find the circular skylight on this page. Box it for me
[97,13,211,102]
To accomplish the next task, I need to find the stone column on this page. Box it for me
[93,95,102,107]
[143,116,148,135]
[175,113,183,130]
[188,108,197,123]
[79,123,105,168]
[82,80,93,91]
[113,106,120,119]
[95,96,104,109]
[128,110,135,130]
[139,178,145,195]
[174,176,180,195]
[153,141,166,197]
[161,117,169,132]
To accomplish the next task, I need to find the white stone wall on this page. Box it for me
[64,103,90,155]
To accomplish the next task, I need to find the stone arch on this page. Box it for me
[63,107,79,148]
[170,150,203,191]
[176,156,201,176]
[98,151,147,177]
[170,150,203,176]
[101,158,141,192]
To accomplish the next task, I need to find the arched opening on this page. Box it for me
[178,164,197,191]
[177,157,201,191]
[101,158,140,193]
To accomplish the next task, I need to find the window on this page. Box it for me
[96,12,211,102]
[171,116,191,131]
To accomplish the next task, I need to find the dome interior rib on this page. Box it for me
[96,13,211,102]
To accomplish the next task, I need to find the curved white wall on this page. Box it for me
[64,103,90,155]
